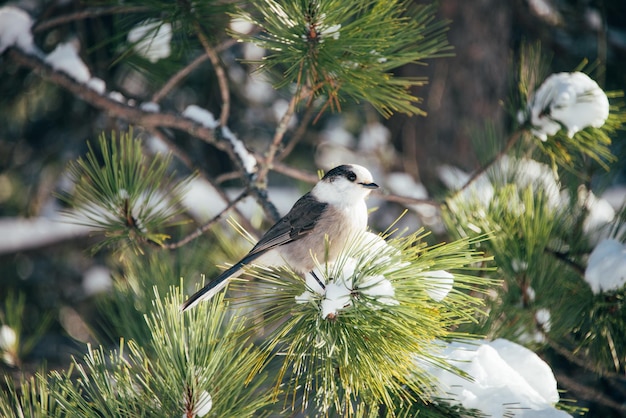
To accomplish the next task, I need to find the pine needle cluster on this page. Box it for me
[233,0,451,117]
[61,130,194,253]
[227,229,494,415]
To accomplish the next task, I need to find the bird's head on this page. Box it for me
[312,164,378,206]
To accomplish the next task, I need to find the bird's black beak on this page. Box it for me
[360,182,379,189]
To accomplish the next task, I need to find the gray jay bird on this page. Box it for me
[181,164,378,311]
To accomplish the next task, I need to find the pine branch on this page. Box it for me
[6,48,233,155]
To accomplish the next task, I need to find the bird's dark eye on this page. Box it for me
[347,171,357,182]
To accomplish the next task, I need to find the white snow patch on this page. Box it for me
[195,390,213,417]
[423,339,570,418]
[243,42,266,61]
[579,186,615,245]
[183,105,219,128]
[585,239,626,294]
[535,308,552,332]
[140,101,160,112]
[229,17,255,35]
[86,77,106,94]
[245,72,275,103]
[0,216,90,254]
[221,126,257,174]
[127,20,172,63]
[272,99,297,129]
[0,325,17,351]
[439,156,563,211]
[45,42,91,83]
[0,6,34,54]
[422,270,454,302]
[108,91,126,103]
[296,232,399,319]
[526,72,609,141]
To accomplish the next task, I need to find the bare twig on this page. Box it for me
[152,53,210,103]
[257,94,300,185]
[277,101,317,162]
[163,190,249,249]
[376,193,440,207]
[454,129,525,197]
[547,338,625,380]
[195,24,231,126]
[545,248,586,275]
[554,371,626,414]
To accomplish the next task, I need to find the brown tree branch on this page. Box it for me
[257,94,299,185]
[7,47,243,162]
[554,371,626,414]
[195,24,231,127]
[33,6,151,33]
[453,129,525,197]
[152,53,210,103]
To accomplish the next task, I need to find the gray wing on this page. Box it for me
[181,192,327,311]
[247,192,328,257]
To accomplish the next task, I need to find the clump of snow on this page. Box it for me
[229,17,255,35]
[423,339,570,418]
[183,105,219,129]
[140,102,160,112]
[296,232,399,319]
[0,324,17,366]
[108,91,126,103]
[384,172,438,224]
[86,77,106,94]
[422,270,454,302]
[127,20,172,63]
[524,72,609,141]
[0,6,34,54]
[45,42,91,83]
[0,325,17,351]
[321,122,355,148]
[585,239,626,294]
[535,308,552,332]
[0,216,90,254]
[193,390,213,417]
[579,185,615,245]
[221,127,257,174]
[303,17,341,42]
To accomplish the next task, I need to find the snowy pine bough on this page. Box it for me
[521,71,609,141]
[225,227,498,414]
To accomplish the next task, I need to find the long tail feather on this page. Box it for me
[180,262,244,311]
[181,250,266,311]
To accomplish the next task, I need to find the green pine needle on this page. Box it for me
[2,288,274,417]
[61,129,194,254]
[227,229,495,415]
[232,0,451,118]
